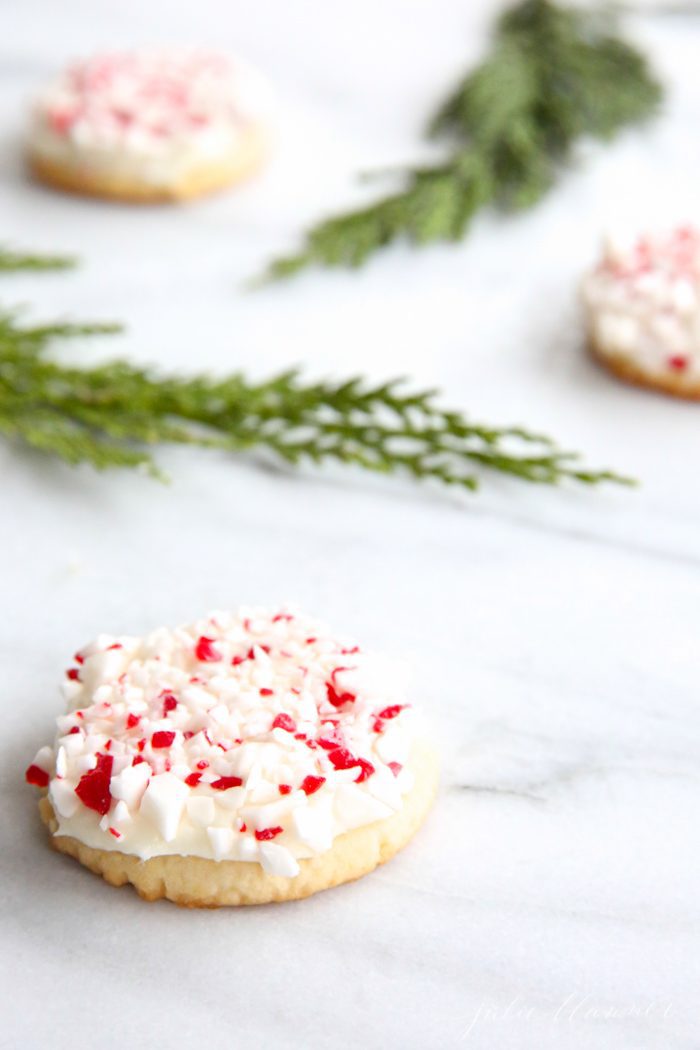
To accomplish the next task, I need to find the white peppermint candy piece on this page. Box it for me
[333,784,393,832]
[112,800,132,830]
[374,723,409,765]
[207,826,235,861]
[240,795,298,831]
[140,773,188,842]
[79,647,131,692]
[366,766,403,811]
[55,746,67,779]
[236,836,258,863]
[258,842,299,877]
[49,779,80,818]
[32,745,55,773]
[110,762,151,810]
[186,796,216,827]
[291,800,333,854]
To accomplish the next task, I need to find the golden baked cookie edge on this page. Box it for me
[27,126,267,204]
[38,738,438,906]
[588,336,700,400]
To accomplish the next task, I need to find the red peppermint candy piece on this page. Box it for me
[254,826,283,841]
[668,355,688,371]
[300,775,325,796]
[49,107,78,134]
[377,704,405,721]
[75,753,113,815]
[271,713,296,733]
[185,772,202,787]
[160,691,178,715]
[326,668,356,709]
[388,762,403,778]
[327,748,358,770]
[151,730,175,749]
[317,720,343,750]
[278,784,292,795]
[326,682,356,708]
[210,776,243,791]
[195,636,222,662]
[327,748,375,781]
[66,668,80,681]
[25,764,49,788]
[126,713,141,730]
[354,758,375,783]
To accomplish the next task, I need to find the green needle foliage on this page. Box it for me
[0,309,632,490]
[0,246,76,272]
[259,0,662,281]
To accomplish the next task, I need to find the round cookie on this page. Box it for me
[582,227,700,400]
[27,50,271,203]
[26,609,437,906]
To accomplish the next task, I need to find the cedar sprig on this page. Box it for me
[259,0,662,281]
[0,309,632,490]
[0,246,76,272]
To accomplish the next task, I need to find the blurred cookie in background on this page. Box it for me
[27,49,272,203]
[583,227,700,400]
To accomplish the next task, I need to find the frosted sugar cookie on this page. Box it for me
[27,50,270,202]
[582,227,700,399]
[26,608,437,906]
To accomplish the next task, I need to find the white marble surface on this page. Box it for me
[2,2,700,1048]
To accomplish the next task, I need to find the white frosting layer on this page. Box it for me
[28,49,271,187]
[582,227,700,380]
[27,608,417,878]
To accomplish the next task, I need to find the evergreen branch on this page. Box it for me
[0,311,633,491]
[0,247,76,272]
[258,0,662,281]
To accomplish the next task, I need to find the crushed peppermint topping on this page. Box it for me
[583,226,700,377]
[151,730,175,749]
[255,826,284,841]
[377,704,404,720]
[271,712,296,733]
[25,764,50,788]
[300,774,326,796]
[210,776,243,791]
[75,753,113,815]
[31,49,268,154]
[161,692,178,715]
[25,608,416,877]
